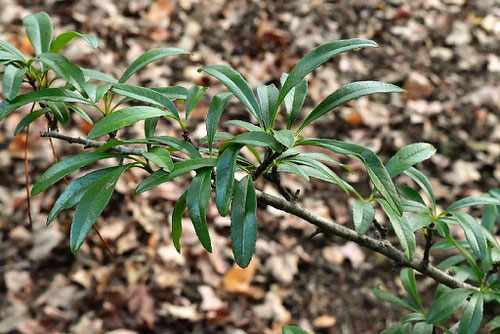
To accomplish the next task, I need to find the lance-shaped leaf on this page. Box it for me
[257,83,279,129]
[46,168,112,225]
[216,144,243,216]
[278,39,378,106]
[225,119,261,132]
[426,288,471,324]
[274,129,295,148]
[0,40,27,61]
[119,47,188,83]
[172,191,187,253]
[23,12,53,55]
[185,85,208,120]
[144,117,158,139]
[0,51,24,62]
[373,285,418,311]
[0,88,91,121]
[400,269,423,311]
[229,131,282,152]
[378,199,415,261]
[14,108,50,135]
[352,200,374,235]
[70,164,132,252]
[231,175,257,268]
[87,106,171,139]
[198,65,262,124]
[67,105,93,125]
[482,204,498,233]
[83,83,111,103]
[186,167,213,252]
[47,101,69,126]
[412,322,433,334]
[50,31,98,53]
[451,211,487,259]
[151,86,189,100]
[2,64,27,100]
[111,83,180,119]
[297,81,405,133]
[458,292,483,334]
[277,161,310,181]
[282,326,309,334]
[143,146,174,172]
[81,68,118,83]
[135,158,217,194]
[280,73,307,129]
[396,184,426,205]
[386,143,436,178]
[404,167,436,210]
[150,136,201,158]
[206,92,233,154]
[31,152,123,196]
[446,196,500,212]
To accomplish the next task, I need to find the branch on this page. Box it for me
[252,150,282,180]
[255,190,477,291]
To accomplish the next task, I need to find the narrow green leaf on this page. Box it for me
[396,184,426,205]
[437,254,465,270]
[231,175,258,268]
[200,132,234,145]
[378,199,416,261]
[70,164,132,252]
[297,81,405,133]
[282,326,309,334]
[445,236,483,282]
[257,83,279,129]
[14,108,49,135]
[87,106,170,139]
[111,83,180,119]
[380,323,403,334]
[274,129,295,148]
[278,39,378,106]
[486,316,500,329]
[149,136,201,158]
[446,196,500,212]
[185,85,208,120]
[225,119,261,132]
[47,101,69,126]
[0,50,24,62]
[151,86,189,100]
[50,31,98,53]
[482,204,498,233]
[408,212,433,232]
[404,167,436,210]
[32,152,123,196]
[386,143,436,178]
[143,146,174,172]
[172,191,187,253]
[400,268,423,310]
[277,161,310,181]
[451,211,487,260]
[426,288,471,324]
[67,105,93,124]
[46,167,112,225]
[135,158,217,194]
[119,47,188,83]
[280,73,307,129]
[0,40,27,61]
[458,292,483,334]
[23,12,53,55]
[216,144,243,216]
[206,92,233,154]
[144,117,158,139]
[198,65,262,124]
[373,285,418,311]
[402,200,431,213]
[186,167,213,252]
[81,68,118,83]
[402,313,426,324]
[0,88,91,121]
[413,322,433,334]
[352,200,374,235]
[2,64,27,100]
[229,131,282,151]
[83,83,111,103]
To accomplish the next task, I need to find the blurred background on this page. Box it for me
[0,0,499,333]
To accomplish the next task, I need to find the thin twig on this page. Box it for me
[252,150,282,180]
[372,219,387,240]
[92,224,115,259]
[24,103,36,230]
[265,165,292,201]
[423,224,434,266]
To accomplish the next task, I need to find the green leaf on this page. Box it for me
[186,167,213,252]
[47,101,69,126]
[280,73,307,129]
[402,200,431,213]
[70,164,132,252]
[0,40,27,61]
[2,64,27,100]
[216,144,243,216]
[451,211,487,260]
[408,212,433,232]
[149,136,201,158]
[297,138,403,215]
[198,65,262,124]
[144,117,158,139]
[231,175,258,268]
[282,325,309,334]
[83,83,111,103]
[151,86,189,100]
[23,12,53,55]
[172,191,187,253]
[81,68,118,83]
[274,129,295,149]
[426,288,471,324]
[14,108,49,135]
[50,31,98,53]
[482,204,498,233]
[352,200,374,235]
[200,132,234,145]
[487,316,500,329]
[297,81,405,133]
[400,268,423,310]
[119,47,188,83]
[396,184,426,205]
[225,119,261,132]
[437,254,465,270]
[87,106,170,139]
[0,50,24,62]
[402,313,426,324]
[446,196,500,212]
[277,161,310,181]
[412,322,433,334]
[229,131,282,151]
[46,167,113,225]
[378,199,415,261]
[143,146,174,172]
[386,143,436,178]
[185,85,208,120]
[135,158,217,194]
[445,236,483,282]
[373,285,417,311]
[67,105,93,125]
[278,39,378,107]
[404,167,436,210]
[206,92,233,154]
[31,152,123,196]
[458,292,483,334]
[0,88,92,121]
[257,83,279,129]
[111,83,180,119]
[380,323,404,334]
